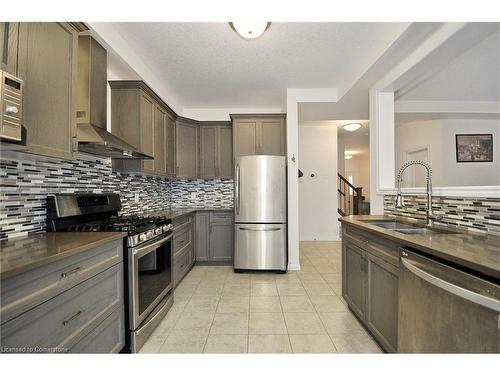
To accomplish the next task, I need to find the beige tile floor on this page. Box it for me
[139,241,382,354]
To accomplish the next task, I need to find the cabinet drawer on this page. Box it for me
[0,239,123,324]
[172,214,193,229]
[69,305,125,353]
[343,225,399,267]
[174,246,192,286]
[210,211,234,223]
[0,263,123,352]
[173,225,192,255]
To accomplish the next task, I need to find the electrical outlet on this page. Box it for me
[190,192,197,199]
[134,192,140,203]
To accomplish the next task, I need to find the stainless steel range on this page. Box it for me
[46,193,174,353]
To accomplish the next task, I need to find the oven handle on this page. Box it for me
[132,233,173,257]
[401,257,500,313]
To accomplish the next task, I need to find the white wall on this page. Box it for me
[395,118,500,187]
[298,124,339,241]
[345,153,371,201]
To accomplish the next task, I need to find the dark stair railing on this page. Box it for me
[338,173,363,216]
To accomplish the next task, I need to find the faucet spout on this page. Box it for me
[395,160,437,226]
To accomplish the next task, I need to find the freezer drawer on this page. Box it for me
[235,155,286,223]
[399,248,500,353]
[234,223,287,271]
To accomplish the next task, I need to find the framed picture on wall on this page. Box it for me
[455,134,493,162]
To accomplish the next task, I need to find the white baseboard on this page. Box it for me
[287,263,301,271]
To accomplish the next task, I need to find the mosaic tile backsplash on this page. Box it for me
[171,178,234,208]
[384,195,500,235]
[0,153,234,240]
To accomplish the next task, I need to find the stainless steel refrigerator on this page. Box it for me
[234,155,287,272]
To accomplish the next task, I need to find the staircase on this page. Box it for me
[338,173,363,216]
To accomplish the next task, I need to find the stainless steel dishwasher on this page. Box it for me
[398,248,500,353]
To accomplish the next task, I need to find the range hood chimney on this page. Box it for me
[76,35,152,159]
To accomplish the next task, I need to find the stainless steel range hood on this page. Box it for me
[76,35,152,159]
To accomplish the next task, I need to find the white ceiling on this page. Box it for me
[399,30,500,102]
[109,22,408,109]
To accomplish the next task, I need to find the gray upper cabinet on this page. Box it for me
[16,22,79,160]
[199,126,217,178]
[75,35,107,129]
[199,122,233,179]
[110,81,176,177]
[232,114,286,158]
[0,22,19,76]
[176,117,199,178]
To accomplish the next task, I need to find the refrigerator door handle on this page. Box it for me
[239,227,281,232]
[235,164,240,215]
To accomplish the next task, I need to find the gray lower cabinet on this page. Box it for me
[0,239,125,353]
[343,242,367,320]
[173,213,195,286]
[342,224,399,353]
[366,252,399,353]
[195,211,234,263]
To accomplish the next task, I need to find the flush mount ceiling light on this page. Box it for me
[343,123,362,132]
[230,22,271,40]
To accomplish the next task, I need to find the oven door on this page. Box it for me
[129,232,173,330]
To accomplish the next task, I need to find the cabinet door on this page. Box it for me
[0,22,19,75]
[218,126,233,178]
[166,114,176,177]
[260,118,285,155]
[176,120,199,178]
[233,119,258,157]
[342,242,366,319]
[153,104,167,175]
[209,222,233,261]
[140,93,155,173]
[17,22,77,160]
[195,213,210,261]
[366,253,398,352]
[199,126,217,178]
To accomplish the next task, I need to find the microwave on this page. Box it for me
[0,70,23,142]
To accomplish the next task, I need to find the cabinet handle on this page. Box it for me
[61,266,82,278]
[62,310,83,326]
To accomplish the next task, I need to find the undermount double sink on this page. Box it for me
[362,220,457,235]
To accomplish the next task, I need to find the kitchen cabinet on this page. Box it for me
[231,114,286,158]
[176,117,199,178]
[195,211,234,263]
[172,213,195,287]
[194,212,210,261]
[110,81,176,177]
[366,252,399,353]
[15,22,80,160]
[0,22,19,75]
[343,241,367,320]
[199,122,233,179]
[341,224,400,353]
[0,239,125,353]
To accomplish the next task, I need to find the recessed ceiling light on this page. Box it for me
[343,123,362,132]
[230,22,271,40]
[344,155,353,160]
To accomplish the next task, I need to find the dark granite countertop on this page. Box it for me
[339,215,500,280]
[0,232,127,280]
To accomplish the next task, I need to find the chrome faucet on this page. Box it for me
[395,160,442,226]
